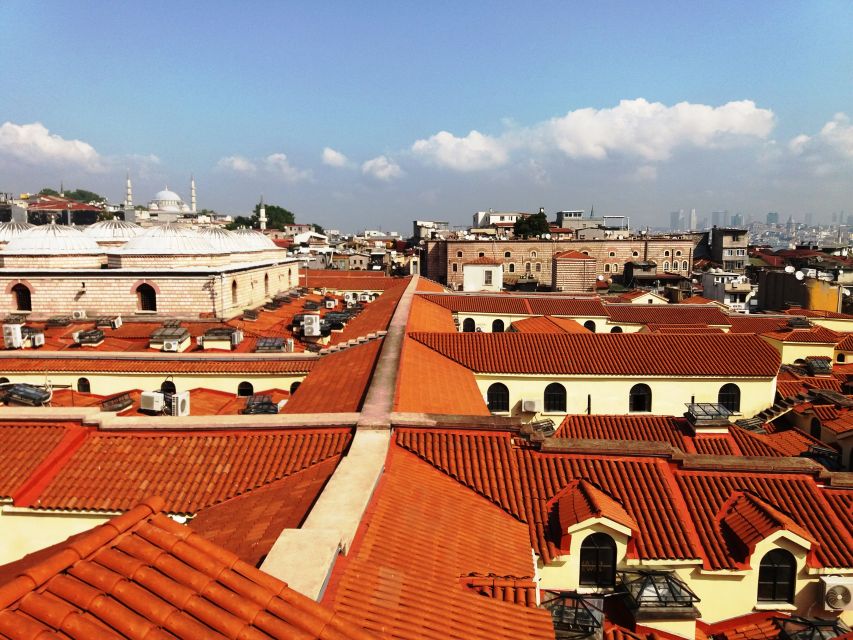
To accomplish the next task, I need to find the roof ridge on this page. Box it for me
[12,424,90,506]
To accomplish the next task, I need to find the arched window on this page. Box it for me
[758,549,796,603]
[718,384,741,412]
[136,283,157,312]
[530,251,537,258]
[584,320,596,332]
[456,251,463,258]
[264,273,269,297]
[664,250,671,257]
[579,533,616,587]
[11,284,31,311]
[605,264,611,273]
[237,381,254,397]
[535,262,541,272]
[77,377,90,394]
[838,353,846,363]
[478,252,485,258]
[629,384,652,412]
[609,251,616,257]
[504,251,511,258]
[492,319,505,333]
[508,263,515,273]
[487,383,509,412]
[290,381,301,395]
[462,318,476,332]
[663,261,670,271]
[610,326,623,333]
[612,263,619,273]
[231,280,238,305]
[0,377,8,385]
[682,260,689,271]
[544,383,566,412]
[525,262,532,273]
[161,380,176,395]
[675,250,682,257]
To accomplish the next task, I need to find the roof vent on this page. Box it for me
[786,316,811,329]
[540,592,603,638]
[46,316,72,327]
[684,403,734,432]
[1,383,51,406]
[804,356,832,376]
[241,394,279,414]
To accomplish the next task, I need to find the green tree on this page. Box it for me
[38,188,60,196]
[513,211,550,238]
[253,203,295,229]
[226,216,255,230]
[39,187,105,204]
[312,223,325,234]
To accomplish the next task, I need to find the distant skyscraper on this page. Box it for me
[731,213,744,227]
[711,210,728,228]
[804,212,813,226]
[689,208,697,231]
[670,210,683,231]
[766,211,779,225]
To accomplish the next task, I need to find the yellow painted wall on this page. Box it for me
[812,318,853,333]
[538,521,630,590]
[805,279,842,314]
[457,312,609,333]
[0,507,110,566]
[475,374,776,419]
[761,337,836,365]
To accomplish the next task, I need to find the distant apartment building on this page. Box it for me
[701,270,755,312]
[412,219,450,240]
[472,209,529,229]
[422,235,699,290]
[767,211,780,225]
[710,226,748,272]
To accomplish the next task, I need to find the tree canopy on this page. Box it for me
[513,211,550,238]
[39,187,105,204]
[226,203,296,230]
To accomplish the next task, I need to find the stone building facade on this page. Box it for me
[423,235,700,290]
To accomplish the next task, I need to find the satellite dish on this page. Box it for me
[795,271,804,280]
[597,275,605,281]
[784,265,795,274]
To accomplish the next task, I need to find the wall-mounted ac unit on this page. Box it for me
[163,339,180,352]
[303,314,321,337]
[71,331,82,344]
[140,391,165,413]
[170,390,191,416]
[196,336,204,347]
[2,324,23,349]
[31,333,45,348]
[71,309,87,320]
[111,316,123,329]
[821,576,853,611]
[285,338,295,353]
[522,399,542,413]
[325,298,335,309]
[231,329,244,347]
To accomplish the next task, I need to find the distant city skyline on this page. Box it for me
[1,1,852,231]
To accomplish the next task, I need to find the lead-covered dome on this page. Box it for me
[0,221,34,243]
[120,222,225,255]
[231,228,278,250]
[4,222,101,254]
[197,226,246,253]
[83,219,144,241]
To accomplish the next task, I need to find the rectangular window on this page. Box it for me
[484,270,493,285]
[452,263,458,272]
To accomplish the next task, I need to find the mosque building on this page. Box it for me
[122,175,202,224]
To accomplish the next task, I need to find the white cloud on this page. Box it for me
[627,164,658,182]
[790,113,853,160]
[0,121,104,171]
[216,155,256,173]
[534,99,775,161]
[322,146,350,167]
[411,130,509,171]
[263,153,312,183]
[361,155,403,181]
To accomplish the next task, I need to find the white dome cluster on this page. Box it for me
[4,222,101,254]
[0,221,34,243]
[83,219,144,241]
[120,223,226,255]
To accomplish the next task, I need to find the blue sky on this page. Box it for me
[1,1,851,231]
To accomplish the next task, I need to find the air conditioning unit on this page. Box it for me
[170,390,191,416]
[111,316,123,329]
[325,298,335,309]
[522,399,542,413]
[2,324,23,349]
[821,576,853,611]
[140,391,165,413]
[71,309,87,320]
[31,333,45,348]
[231,329,244,347]
[358,293,370,302]
[71,331,82,344]
[303,314,321,337]
[163,339,180,352]
[196,335,204,347]
[285,338,295,353]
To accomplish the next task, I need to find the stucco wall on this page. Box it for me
[0,507,111,567]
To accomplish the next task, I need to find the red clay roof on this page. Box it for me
[12,426,351,514]
[0,356,315,374]
[419,293,530,314]
[761,326,840,344]
[727,316,790,334]
[703,611,789,640]
[837,334,853,350]
[302,270,400,292]
[329,280,408,345]
[557,415,688,450]
[510,315,591,333]
[0,422,79,500]
[464,256,503,265]
[526,297,608,317]
[406,295,457,332]
[718,492,815,561]
[643,323,725,334]
[548,479,638,534]
[0,497,376,639]
[282,340,381,414]
[324,445,553,640]
[680,295,718,305]
[604,304,732,326]
[555,250,595,260]
[410,332,781,377]
[785,308,853,319]
[189,455,340,566]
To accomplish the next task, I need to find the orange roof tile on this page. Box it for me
[414,277,447,293]
[419,293,531,314]
[406,295,457,332]
[557,415,688,450]
[718,492,816,560]
[464,256,502,265]
[324,445,553,640]
[703,612,789,640]
[302,271,401,292]
[189,456,341,566]
[410,332,781,377]
[761,325,840,344]
[643,323,725,334]
[526,297,608,317]
[16,427,351,514]
[604,304,731,326]
[680,295,719,305]
[0,356,315,375]
[728,315,791,334]
[510,315,591,333]
[282,340,381,414]
[0,422,80,499]
[548,479,638,541]
[329,280,408,345]
[555,249,595,260]
[0,497,377,639]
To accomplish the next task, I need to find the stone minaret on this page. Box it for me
[259,196,267,230]
[190,175,197,213]
[125,171,133,208]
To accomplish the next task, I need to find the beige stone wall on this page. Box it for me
[552,258,597,292]
[1,254,102,269]
[0,507,111,567]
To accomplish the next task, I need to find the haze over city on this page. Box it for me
[1,1,852,230]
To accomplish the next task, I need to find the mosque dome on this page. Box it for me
[83,219,144,241]
[4,223,101,254]
[148,188,189,213]
[231,227,278,251]
[196,226,248,253]
[120,223,226,255]
[0,221,35,243]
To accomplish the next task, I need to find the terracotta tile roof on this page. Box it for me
[464,256,502,265]
[0,497,376,639]
[555,249,595,260]
[526,297,608,317]
[784,308,853,319]
[395,337,490,415]
[329,281,408,345]
[0,422,81,499]
[681,295,718,305]
[414,276,447,293]
[837,333,853,350]
[718,491,815,560]
[410,332,781,377]
[557,415,688,450]
[419,293,531,314]
[604,304,732,326]
[761,326,840,344]
[460,575,538,607]
[727,315,790,334]
[189,456,341,566]
[16,427,351,514]
[282,340,381,414]
[823,490,853,534]
[694,435,737,456]
[406,295,457,332]
[302,270,400,292]
[813,405,853,435]
[677,472,853,569]
[704,612,788,640]
[324,445,553,639]
[510,315,591,333]
[548,479,638,549]
[643,323,726,334]
[0,356,315,374]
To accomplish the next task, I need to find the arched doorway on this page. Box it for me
[136,283,157,312]
[11,284,32,311]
